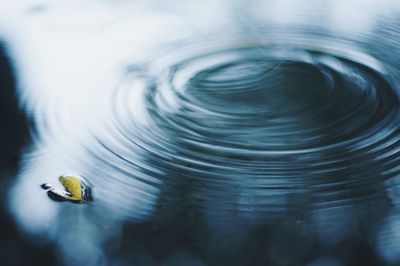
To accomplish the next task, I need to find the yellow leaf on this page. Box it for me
[59,174,83,201]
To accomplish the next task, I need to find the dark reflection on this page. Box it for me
[0,43,28,169]
[107,43,394,266]
[0,42,56,265]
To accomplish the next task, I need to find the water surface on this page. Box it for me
[1,1,400,265]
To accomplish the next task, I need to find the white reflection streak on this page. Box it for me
[0,1,231,265]
[377,212,400,264]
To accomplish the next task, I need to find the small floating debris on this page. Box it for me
[41,174,92,203]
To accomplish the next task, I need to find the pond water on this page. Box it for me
[1,1,400,265]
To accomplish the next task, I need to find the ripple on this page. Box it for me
[86,40,400,220]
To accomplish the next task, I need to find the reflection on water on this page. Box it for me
[1,0,400,265]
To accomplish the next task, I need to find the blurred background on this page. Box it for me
[1,0,400,265]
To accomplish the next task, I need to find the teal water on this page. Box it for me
[1,1,400,265]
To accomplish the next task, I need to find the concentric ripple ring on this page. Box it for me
[88,42,400,218]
